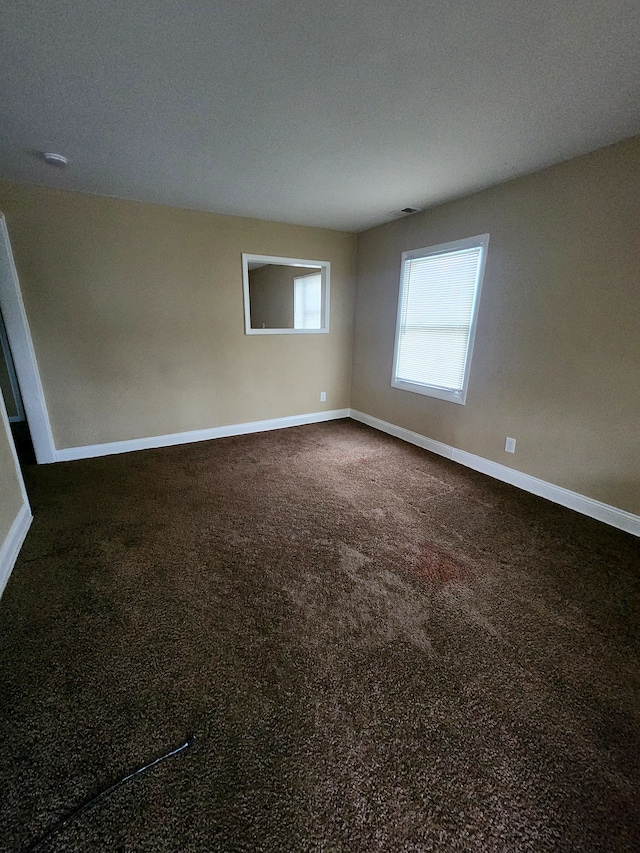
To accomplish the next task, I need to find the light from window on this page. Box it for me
[392,234,489,405]
[294,273,322,329]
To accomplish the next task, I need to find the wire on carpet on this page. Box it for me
[24,735,195,852]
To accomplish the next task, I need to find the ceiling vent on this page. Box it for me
[389,207,421,218]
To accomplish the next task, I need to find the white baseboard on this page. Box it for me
[0,502,32,598]
[349,409,640,537]
[48,405,640,536]
[55,408,351,462]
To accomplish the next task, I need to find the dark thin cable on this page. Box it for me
[24,735,195,853]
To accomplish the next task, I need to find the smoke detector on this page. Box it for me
[40,152,69,167]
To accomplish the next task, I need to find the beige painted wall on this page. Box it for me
[0,400,23,549]
[0,181,357,449]
[352,135,640,515]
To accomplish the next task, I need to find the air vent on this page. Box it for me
[389,207,422,218]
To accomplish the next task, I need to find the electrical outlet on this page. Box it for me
[320,391,326,402]
[505,437,516,453]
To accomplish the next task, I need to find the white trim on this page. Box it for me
[242,253,330,335]
[243,326,330,336]
[0,503,32,598]
[349,410,640,537]
[0,214,56,463]
[55,408,351,462]
[43,403,640,535]
[350,409,454,459]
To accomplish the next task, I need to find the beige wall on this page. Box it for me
[352,136,640,514]
[0,181,357,449]
[0,401,23,550]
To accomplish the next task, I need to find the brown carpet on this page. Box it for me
[1,419,638,852]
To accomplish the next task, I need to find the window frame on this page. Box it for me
[391,233,489,405]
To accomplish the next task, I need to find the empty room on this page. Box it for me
[1,2,639,851]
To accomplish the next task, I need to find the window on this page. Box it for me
[392,234,489,405]
[294,272,322,329]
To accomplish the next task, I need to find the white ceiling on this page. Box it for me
[1,1,639,232]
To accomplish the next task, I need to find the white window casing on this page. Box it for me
[392,234,489,405]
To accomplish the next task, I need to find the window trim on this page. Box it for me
[391,233,489,405]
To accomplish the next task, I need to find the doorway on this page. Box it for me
[0,308,36,464]
[0,213,56,465]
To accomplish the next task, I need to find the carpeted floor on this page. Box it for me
[1,419,639,852]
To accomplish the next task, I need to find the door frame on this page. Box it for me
[0,213,56,463]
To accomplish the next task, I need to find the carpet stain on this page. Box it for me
[403,544,473,586]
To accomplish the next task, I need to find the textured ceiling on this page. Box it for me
[1,0,639,232]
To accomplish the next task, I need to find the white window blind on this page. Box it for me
[294,273,322,329]
[392,235,488,405]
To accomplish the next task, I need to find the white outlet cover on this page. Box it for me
[320,391,326,402]
[505,437,516,453]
